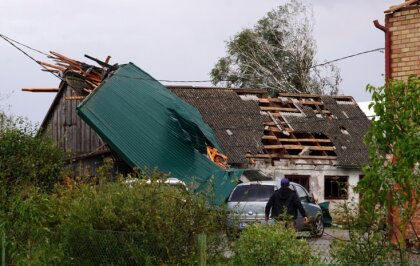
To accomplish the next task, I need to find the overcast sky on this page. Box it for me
[0,0,396,124]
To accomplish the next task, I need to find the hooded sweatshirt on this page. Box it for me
[265,186,307,220]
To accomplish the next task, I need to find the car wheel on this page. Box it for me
[311,216,324,237]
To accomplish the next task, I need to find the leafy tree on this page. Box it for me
[211,0,340,95]
[357,76,420,261]
[0,117,65,264]
[0,118,65,195]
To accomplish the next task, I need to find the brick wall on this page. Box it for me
[407,203,420,240]
[387,6,420,79]
[386,3,420,240]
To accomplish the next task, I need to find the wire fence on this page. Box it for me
[1,228,418,265]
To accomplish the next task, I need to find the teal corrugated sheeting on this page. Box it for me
[77,63,241,204]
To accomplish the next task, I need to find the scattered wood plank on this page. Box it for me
[21,88,60,92]
[36,61,66,71]
[65,96,85,100]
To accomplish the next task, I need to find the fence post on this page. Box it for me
[198,233,206,266]
[1,224,5,266]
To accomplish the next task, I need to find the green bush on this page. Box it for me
[0,117,65,196]
[330,201,393,264]
[231,223,319,265]
[6,170,230,265]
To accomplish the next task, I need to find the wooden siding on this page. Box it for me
[43,85,108,156]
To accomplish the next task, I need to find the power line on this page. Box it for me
[311,48,384,68]
[0,34,63,81]
[0,33,384,83]
[114,48,385,83]
[0,34,50,56]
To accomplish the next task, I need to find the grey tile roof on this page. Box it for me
[169,87,370,168]
[168,86,265,164]
[282,96,370,167]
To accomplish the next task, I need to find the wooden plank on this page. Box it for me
[36,61,66,71]
[264,121,288,126]
[301,101,323,105]
[258,98,290,103]
[50,51,79,66]
[260,106,300,112]
[262,135,278,140]
[278,138,332,143]
[264,144,335,151]
[65,96,85,100]
[22,88,60,92]
[279,155,337,160]
[247,154,337,160]
[266,127,293,133]
[277,92,317,98]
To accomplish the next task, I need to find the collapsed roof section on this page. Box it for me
[76,63,242,204]
[234,91,370,167]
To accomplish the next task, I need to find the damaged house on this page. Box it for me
[30,52,370,204]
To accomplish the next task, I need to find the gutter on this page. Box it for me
[373,19,391,81]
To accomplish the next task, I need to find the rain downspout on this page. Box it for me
[373,19,391,81]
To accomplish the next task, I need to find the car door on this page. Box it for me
[292,184,308,228]
[292,184,319,229]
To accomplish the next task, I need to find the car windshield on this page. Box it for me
[229,184,275,202]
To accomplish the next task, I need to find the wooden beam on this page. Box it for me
[247,154,337,160]
[36,61,66,71]
[263,144,335,151]
[260,106,300,112]
[264,121,288,126]
[65,96,85,100]
[277,92,317,98]
[21,88,60,92]
[266,127,293,133]
[279,155,337,160]
[277,138,332,143]
[259,98,291,103]
[301,101,323,105]
[262,135,278,140]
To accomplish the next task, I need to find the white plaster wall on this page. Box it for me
[252,160,362,207]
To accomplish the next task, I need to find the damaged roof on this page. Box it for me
[238,91,370,167]
[168,86,265,165]
[76,63,242,204]
[165,88,370,168]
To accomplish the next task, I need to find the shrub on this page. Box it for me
[330,201,393,264]
[232,223,319,265]
[6,170,230,265]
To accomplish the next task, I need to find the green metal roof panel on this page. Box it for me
[77,63,241,203]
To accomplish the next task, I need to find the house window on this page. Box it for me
[285,175,310,192]
[324,176,348,199]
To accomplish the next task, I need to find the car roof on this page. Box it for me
[235,181,299,187]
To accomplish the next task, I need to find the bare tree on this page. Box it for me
[211,0,341,95]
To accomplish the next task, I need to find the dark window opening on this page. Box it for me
[324,176,348,199]
[285,175,310,192]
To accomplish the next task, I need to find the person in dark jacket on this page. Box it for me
[265,178,309,225]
